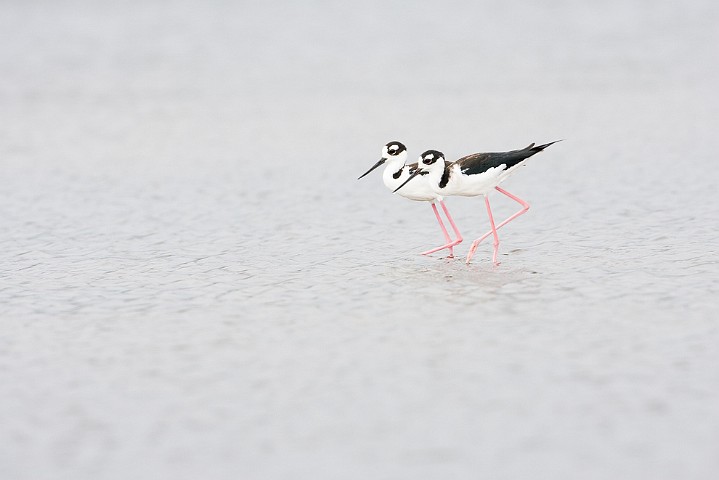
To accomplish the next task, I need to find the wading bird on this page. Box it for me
[358,141,462,256]
[394,141,560,264]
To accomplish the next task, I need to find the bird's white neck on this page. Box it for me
[381,156,407,188]
[426,163,446,191]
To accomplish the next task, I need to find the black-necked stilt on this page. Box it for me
[358,141,462,256]
[394,141,560,265]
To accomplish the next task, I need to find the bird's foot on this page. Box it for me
[421,239,462,256]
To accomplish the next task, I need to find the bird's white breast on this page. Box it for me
[383,165,440,202]
[438,162,528,197]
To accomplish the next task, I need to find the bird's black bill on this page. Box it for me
[393,169,423,193]
[358,158,386,180]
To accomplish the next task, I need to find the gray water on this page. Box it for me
[1,1,718,479]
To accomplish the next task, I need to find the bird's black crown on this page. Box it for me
[386,141,407,156]
[421,150,444,165]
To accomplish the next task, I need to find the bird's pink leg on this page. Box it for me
[439,200,463,246]
[495,186,530,217]
[421,201,462,257]
[466,187,530,265]
[484,196,501,265]
[432,204,453,247]
[424,203,454,257]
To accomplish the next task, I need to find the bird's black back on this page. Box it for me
[456,141,560,177]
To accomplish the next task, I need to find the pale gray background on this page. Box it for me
[1,1,718,479]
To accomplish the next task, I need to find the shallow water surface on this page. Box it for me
[1,1,718,479]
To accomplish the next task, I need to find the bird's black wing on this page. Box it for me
[406,162,430,176]
[457,141,559,176]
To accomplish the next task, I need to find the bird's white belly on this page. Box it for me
[397,178,439,201]
[447,163,526,197]
[384,172,439,202]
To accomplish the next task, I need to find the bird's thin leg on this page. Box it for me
[486,196,500,265]
[433,203,454,253]
[465,194,501,265]
[466,187,530,265]
[439,200,463,247]
[495,186,530,219]
[421,202,462,257]
[423,203,454,257]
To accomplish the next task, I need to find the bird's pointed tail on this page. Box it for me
[531,139,563,153]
